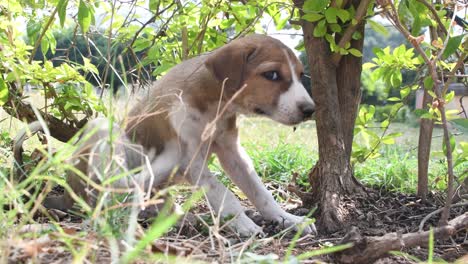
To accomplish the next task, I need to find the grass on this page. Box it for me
[232,117,467,194]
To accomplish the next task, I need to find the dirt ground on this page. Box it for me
[5,187,468,263]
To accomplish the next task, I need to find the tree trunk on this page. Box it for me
[4,94,83,142]
[417,89,434,201]
[296,0,366,232]
[417,25,438,201]
[337,24,365,160]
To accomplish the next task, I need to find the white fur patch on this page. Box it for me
[140,140,181,187]
[271,51,315,125]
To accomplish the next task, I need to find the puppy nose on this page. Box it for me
[298,103,315,119]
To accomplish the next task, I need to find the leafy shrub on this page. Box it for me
[374,104,415,123]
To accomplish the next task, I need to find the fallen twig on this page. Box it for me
[419,201,468,232]
[334,212,468,264]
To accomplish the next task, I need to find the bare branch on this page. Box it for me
[128,2,176,48]
[416,0,448,37]
[335,213,468,264]
[331,0,373,66]
[29,7,58,63]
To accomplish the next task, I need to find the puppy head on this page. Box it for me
[205,34,315,125]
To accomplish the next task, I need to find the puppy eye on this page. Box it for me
[262,71,280,81]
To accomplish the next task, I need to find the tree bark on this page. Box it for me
[297,0,367,232]
[336,24,364,161]
[4,95,83,142]
[417,89,434,201]
[417,25,438,201]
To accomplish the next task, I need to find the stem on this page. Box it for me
[176,0,189,60]
[417,90,433,201]
[415,0,448,37]
[128,3,175,49]
[383,1,460,226]
[29,7,58,63]
[439,106,455,225]
[331,0,372,65]
[100,0,116,93]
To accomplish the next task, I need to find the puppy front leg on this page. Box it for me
[215,135,317,235]
[185,148,263,237]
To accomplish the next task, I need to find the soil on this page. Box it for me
[6,187,468,263]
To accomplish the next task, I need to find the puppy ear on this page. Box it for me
[205,43,256,92]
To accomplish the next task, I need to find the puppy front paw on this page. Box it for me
[227,213,264,237]
[267,212,317,235]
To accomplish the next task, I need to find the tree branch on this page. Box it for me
[4,92,83,142]
[29,7,58,63]
[416,0,448,37]
[128,3,175,49]
[381,0,460,227]
[331,0,372,66]
[335,212,468,264]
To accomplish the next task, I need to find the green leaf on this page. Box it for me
[427,90,437,99]
[57,0,69,27]
[381,119,389,128]
[414,109,428,117]
[387,132,403,138]
[442,34,465,59]
[82,56,98,74]
[26,20,41,41]
[352,31,363,40]
[387,97,401,102]
[390,102,403,116]
[325,7,338,23]
[295,40,305,51]
[381,136,395,145]
[78,0,92,33]
[398,0,413,28]
[348,48,362,57]
[47,31,57,55]
[408,1,430,34]
[442,132,456,155]
[368,19,389,37]
[390,70,402,87]
[153,62,174,75]
[329,23,342,32]
[451,119,468,132]
[445,91,455,102]
[423,76,434,90]
[400,87,410,99]
[41,36,50,55]
[460,142,468,153]
[149,0,159,11]
[313,20,327,37]
[302,13,324,22]
[0,78,8,106]
[303,0,330,12]
[336,9,350,22]
[362,62,376,70]
[325,34,336,50]
[276,17,288,30]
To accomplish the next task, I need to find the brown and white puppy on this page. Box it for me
[39,34,316,236]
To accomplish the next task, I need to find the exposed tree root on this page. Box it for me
[334,212,468,264]
[307,163,367,233]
